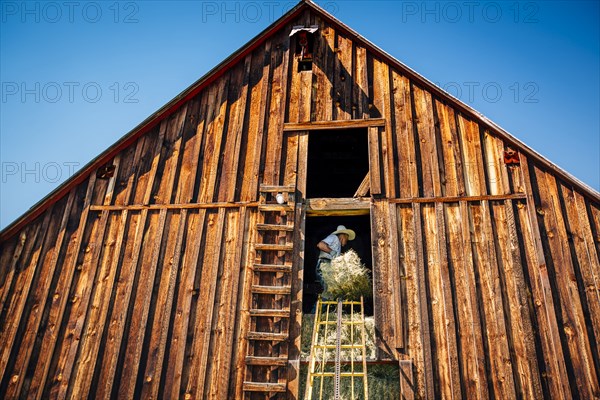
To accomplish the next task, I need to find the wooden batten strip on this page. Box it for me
[0,226,27,326]
[389,193,526,204]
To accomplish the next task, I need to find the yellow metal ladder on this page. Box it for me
[305,297,369,400]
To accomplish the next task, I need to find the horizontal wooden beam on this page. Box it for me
[283,118,385,132]
[89,201,258,211]
[389,193,527,204]
[306,198,371,216]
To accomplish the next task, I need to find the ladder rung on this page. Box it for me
[318,321,364,325]
[255,243,293,251]
[253,263,292,273]
[311,372,366,378]
[250,309,290,317]
[257,223,294,232]
[243,381,287,392]
[258,204,294,212]
[245,356,288,366]
[319,300,362,305]
[252,285,291,295]
[313,344,365,349]
[247,331,289,341]
[259,185,295,193]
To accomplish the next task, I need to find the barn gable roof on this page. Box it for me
[1,0,598,241]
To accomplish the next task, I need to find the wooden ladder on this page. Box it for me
[243,184,297,398]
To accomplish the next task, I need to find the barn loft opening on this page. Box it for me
[306,128,369,198]
[302,214,373,315]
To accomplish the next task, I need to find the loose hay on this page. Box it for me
[321,250,372,300]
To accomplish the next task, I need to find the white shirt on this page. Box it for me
[319,233,341,260]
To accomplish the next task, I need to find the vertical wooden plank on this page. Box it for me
[286,204,306,400]
[50,209,110,400]
[2,196,72,397]
[229,209,258,400]
[0,209,50,380]
[205,209,246,398]
[435,100,464,197]
[400,203,434,399]
[470,201,517,399]
[333,31,352,121]
[94,122,167,398]
[446,202,489,398]
[457,115,486,196]
[421,204,461,399]
[371,57,396,197]
[68,210,126,399]
[197,77,230,203]
[184,209,226,399]
[174,95,206,204]
[483,129,510,195]
[162,209,207,399]
[218,57,251,202]
[413,86,441,198]
[368,126,382,195]
[353,43,369,119]
[26,175,96,399]
[262,32,290,186]
[116,209,167,399]
[399,359,415,400]
[517,154,571,399]
[392,70,418,198]
[240,44,271,201]
[312,19,334,122]
[140,210,187,399]
[492,200,543,398]
[535,167,599,397]
[569,191,600,347]
[388,202,403,349]
[0,229,27,324]
[282,131,299,189]
[370,199,397,358]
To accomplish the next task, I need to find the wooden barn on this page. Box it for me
[1,1,599,398]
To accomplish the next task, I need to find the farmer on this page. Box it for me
[316,225,356,295]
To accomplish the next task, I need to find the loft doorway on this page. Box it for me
[302,214,373,315]
[306,128,369,198]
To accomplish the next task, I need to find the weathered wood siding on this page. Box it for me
[1,8,599,399]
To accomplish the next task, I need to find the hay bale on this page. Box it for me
[321,250,372,300]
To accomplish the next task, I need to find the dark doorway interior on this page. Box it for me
[302,214,373,315]
[306,128,369,198]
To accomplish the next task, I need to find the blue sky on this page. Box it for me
[1,0,599,229]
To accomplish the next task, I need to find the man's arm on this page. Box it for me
[317,241,333,254]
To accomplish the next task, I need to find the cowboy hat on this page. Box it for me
[332,225,355,241]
